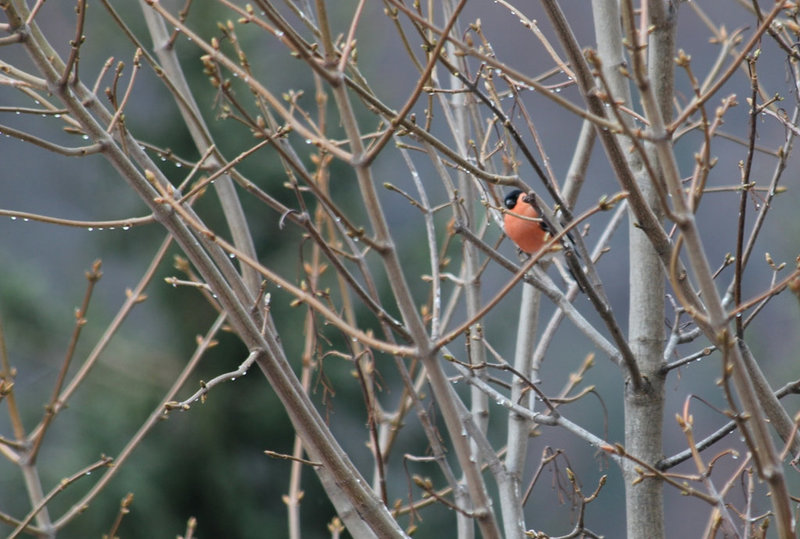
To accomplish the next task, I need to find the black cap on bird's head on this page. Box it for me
[504,189,524,210]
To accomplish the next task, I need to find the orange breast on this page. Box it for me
[503,193,548,254]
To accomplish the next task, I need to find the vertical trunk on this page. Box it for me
[623,2,675,537]
[501,283,541,539]
[624,224,666,539]
[590,0,675,536]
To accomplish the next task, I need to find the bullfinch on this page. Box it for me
[503,189,552,255]
[503,189,585,291]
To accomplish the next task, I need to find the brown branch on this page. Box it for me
[362,0,467,165]
[28,260,103,463]
[59,0,87,88]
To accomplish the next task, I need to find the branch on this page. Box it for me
[165,349,259,411]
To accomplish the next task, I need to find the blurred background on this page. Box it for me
[1,1,799,537]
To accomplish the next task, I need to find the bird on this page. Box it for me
[502,189,552,255]
[503,189,586,291]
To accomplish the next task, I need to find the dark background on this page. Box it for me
[1,1,799,537]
